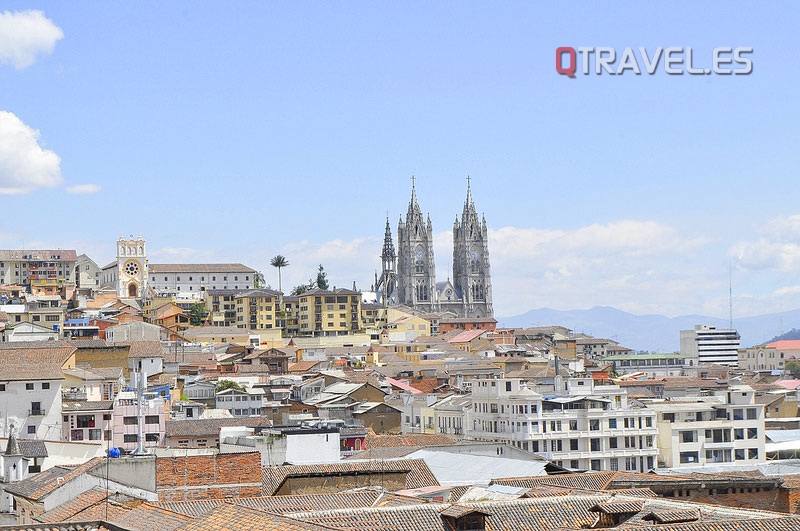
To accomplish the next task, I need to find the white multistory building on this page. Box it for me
[467,376,659,472]
[642,384,765,469]
[680,324,740,366]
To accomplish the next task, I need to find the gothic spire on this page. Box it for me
[382,215,395,260]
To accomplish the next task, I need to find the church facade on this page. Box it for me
[375,180,493,319]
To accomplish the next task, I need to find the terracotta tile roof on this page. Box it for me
[66,499,135,523]
[36,488,110,523]
[120,341,163,358]
[155,490,412,518]
[590,499,644,514]
[261,459,438,495]
[0,346,76,380]
[364,433,456,449]
[0,524,112,531]
[407,378,442,394]
[165,417,272,438]
[107,503,194,531]
[149,263,256,273]
[289,361,322,373]
[287,494,800,531]
[4,457,104,500]
[179,503,338,531]
[642,508,701,524]
[491,471,616,491]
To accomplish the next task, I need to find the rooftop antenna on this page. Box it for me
[728,262,733,330]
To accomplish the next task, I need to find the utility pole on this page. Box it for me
[131,370,148,456]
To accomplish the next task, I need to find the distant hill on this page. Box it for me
[767,328,800,343]
[497,306,800,353]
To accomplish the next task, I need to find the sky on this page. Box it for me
[1,2,799,322]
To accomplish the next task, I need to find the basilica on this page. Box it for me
[375,179,493,319]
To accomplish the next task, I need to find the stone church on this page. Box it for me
[375,179,493,319]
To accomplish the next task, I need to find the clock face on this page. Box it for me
[471,250,479,261]
[123,260,140,277]
[415,248,424,260]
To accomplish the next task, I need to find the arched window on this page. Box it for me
[128,283,138,297]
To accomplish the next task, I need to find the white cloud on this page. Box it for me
[0,10,63,69]
[67,184,101,195]
[0,111,62,194]
[485,221,714,317]
[255,219,716,318]
[730,215,800,272]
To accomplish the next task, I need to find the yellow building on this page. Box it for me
[297,288,362,337]
[234,289,282,331]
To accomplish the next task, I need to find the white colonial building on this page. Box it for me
[642,385,765,468]
[467,376,659,472]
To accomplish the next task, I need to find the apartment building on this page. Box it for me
[297,288,362,337]
[467,376,659,472]
[204,289,240,326]
[642,385,766,468]
[0,250,77,296]
[234,289,282,330]
[680,324,740,366]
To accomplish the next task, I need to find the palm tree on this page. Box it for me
[270,255,289,295]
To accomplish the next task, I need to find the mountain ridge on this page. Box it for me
[498,306,800,353]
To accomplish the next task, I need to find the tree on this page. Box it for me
[786,360,800,378]
[253,271,266,288]
[216,379,246,392]
[316,264,329,290]
[291,279,317,296]
[270,255,289,294]
[188,303,207,326]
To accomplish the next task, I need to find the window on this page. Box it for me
[590,438,601,451]
[123,416,138,425]
[589,419,600,431]
[747,428,758,439]
[569,419,578,431]
[25,383,34,390]
[734,428,744,440]
[145,415,159,424]
[76,415,95,428]
[681,430,696,443]
[610,458,619,471]
[608,418,617,429]
[663,413,675,422]
[42,382,50,390]
[748,448,758,459]
[124,434,138,443]
[145,433,159,442]
[570,439,579,451]
[733,409,744,421]
[27,426,36,434]
[0,384,4,392]
[747,408,757,420]
[609,437,618,449]
[680,451,699,464]
[506,382,512,391]
[590,459,601,471]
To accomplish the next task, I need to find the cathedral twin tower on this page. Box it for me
[376,178,493,319]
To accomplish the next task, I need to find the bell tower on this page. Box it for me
[116,235,147,298]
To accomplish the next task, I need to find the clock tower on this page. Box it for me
[116,235,147,298]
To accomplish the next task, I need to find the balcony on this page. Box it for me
[29,408,45,416]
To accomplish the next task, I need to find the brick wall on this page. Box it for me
[156,451,262,501]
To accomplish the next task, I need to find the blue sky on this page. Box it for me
[1,2,799,322]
